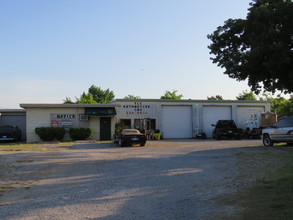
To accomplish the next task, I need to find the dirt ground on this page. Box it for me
[0,139,289,220]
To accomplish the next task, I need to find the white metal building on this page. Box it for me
[112,99,271,138]
[20,103,120,142]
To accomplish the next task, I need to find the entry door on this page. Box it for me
[100,117,111,140]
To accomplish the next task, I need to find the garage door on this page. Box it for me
[161,106,192,138]
[203,106,232,137]
[237,106,264,129]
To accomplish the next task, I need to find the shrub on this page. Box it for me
[35,127,66,142]
[54,127,66,141]
[69,127,92,140]
[35,127,56,141]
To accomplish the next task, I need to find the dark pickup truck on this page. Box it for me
[212,120,242,140]
[0,125,22,141]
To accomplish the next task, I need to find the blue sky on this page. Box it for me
[1,0,255,108]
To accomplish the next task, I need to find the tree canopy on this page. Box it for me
[207,95,224,100]
[160,90,183,99]
[236,90,257,100]
[236,90,293,117]
[88,85,115,104]
[207,0,293,94]
[76,92,97,104]
[124,95,141,99]
[63,85,115,104]
[260,94,293,118]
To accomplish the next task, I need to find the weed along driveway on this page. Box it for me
[0,140,291,220]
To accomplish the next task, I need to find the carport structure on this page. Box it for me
[0,109,26,140]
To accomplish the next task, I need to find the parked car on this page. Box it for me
[113,129,147,147]
[0,125,22,141]
[262,116,293,146]
[212,120,242,140]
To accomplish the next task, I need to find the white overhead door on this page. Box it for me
[237,106,264,129]
[161,106,192,138]
[203,106,232,137]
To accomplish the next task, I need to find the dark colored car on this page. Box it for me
[0,125,22,141]
[113,129,146,147]
[212,120,242,140]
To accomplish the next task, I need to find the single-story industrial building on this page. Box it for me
[14,99,271,142]
[20,103,120,142]
[0,109,26,140]
[111,99,271,138]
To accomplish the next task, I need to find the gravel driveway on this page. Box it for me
[0,139,280,219]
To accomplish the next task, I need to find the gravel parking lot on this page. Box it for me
[0,139,283,220]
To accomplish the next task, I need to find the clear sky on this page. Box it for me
[1,0,255,108]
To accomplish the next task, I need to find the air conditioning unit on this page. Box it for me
[79,114,89,121]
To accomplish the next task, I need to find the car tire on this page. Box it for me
[119,139,124,147]
[140,143,145,147]
[216,134,222,140]
[263,134,274,146]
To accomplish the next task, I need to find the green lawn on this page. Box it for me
[220,148,293,220]
[0,142,77,151]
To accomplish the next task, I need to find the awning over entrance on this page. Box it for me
[85,107,116,116]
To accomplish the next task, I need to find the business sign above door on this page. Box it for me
[118,102,157,118]
[50,114,77,127]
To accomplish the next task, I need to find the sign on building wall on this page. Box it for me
[50,114,77,127]
[118,102,157,118]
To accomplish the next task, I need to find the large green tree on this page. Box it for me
[76,92,97,104]
[160,90,183,99]
[63,85,115,104]
[207,0,293,94]
[236,90,257,100]
[88,85,115,104]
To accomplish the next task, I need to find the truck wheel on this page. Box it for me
[119,139,124,147]
[263,134,274,146]
[236,135,242,140]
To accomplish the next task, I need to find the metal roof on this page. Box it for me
[0,109,26,113]
[19,103,120,108]
[112,99,270,103]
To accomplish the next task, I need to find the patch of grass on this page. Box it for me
[220,150,293,220]
[0,185,13,189]
[0,143,44,151]
[247,143,289,148]
[0,141,111,151]
[0,142,76,151]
